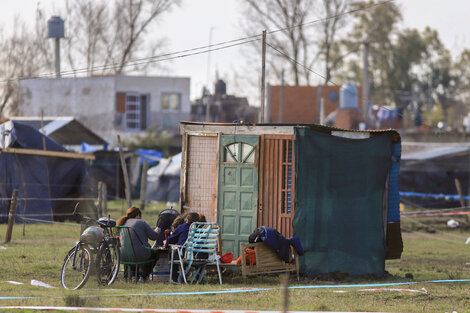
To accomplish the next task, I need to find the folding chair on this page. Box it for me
[117,226,157,282]
[169,222,222,284]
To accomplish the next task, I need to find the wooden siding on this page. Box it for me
[258,134,295,238]
[183,134,219,222]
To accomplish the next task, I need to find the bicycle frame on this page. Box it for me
[61,203,120,289]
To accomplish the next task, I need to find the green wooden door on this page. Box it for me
[218,135,259,257]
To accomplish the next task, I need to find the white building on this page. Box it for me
[18,75,190,146]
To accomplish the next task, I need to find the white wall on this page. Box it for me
[18,75,190,147]
[18,77,116,144]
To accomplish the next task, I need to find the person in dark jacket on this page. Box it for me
[165,212,199,247]
[117,206,160,281]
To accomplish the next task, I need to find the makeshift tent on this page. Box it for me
[146,153,181,202]
[0,120,95,223]
[293,127,397,276]
[399,142,470,208]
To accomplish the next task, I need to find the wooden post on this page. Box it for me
[455,178,470,223]
[41,111,54,222]
[281,272,289,313]
[139,160,149,211]
[117,135,132,209]
[102,182,108,217]
[5,189,19,244]
[260,30,266,123]
[97,181,103,217]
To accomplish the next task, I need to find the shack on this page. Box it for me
[179,121,402,276]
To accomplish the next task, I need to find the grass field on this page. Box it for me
[1,201,470,312]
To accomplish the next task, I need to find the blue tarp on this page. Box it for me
[0,121,92,223]
[135,149,162,165]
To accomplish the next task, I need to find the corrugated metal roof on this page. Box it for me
[9,116,107,145]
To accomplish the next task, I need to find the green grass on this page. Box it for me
[1,201,470,312]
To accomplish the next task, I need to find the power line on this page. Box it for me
[0,0,395,83]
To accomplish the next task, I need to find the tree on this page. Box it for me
[63,0,181,75]
[0,11,53,116]
[343,0,403,105]
[0,0,181,116]
[241,0,314,85]
[313,0,352,85]
[241,0,352,86]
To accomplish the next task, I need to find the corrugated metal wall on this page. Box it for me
[258,134,296,238]
[183,134,218,222]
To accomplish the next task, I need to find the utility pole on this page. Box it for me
[279,69,285,123]
[362,41,370,127]
[260,30,267,123]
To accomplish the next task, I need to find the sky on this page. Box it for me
[0,0,469,103]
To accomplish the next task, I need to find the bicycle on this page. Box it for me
[61,203,120,290]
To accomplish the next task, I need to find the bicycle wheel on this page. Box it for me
[61,245,92,290]
[97,238,120,286]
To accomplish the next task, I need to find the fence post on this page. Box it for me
[5,189,19,244]
[117,135,132,209]
[102,182,108,217]
[281,272,289,313]
[97,181,103,217]
[139,160,149,211]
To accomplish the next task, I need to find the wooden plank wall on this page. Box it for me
[258,134,295,238]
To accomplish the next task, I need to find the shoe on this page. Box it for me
[139,276,148,283]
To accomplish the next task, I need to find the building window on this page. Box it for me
[115,92,148,130]
[161,93,181,111]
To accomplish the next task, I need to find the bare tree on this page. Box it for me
[242,0,314,85]
[313,0,351,85]
[241,0,351,86]
[0,12,53,116]
[0,0,180,116]
[63,0,180,75]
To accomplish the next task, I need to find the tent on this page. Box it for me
[399,142,470,208]
[0,120,95,223]
[145,153,181,202]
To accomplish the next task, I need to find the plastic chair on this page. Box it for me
[117,226,157,282]
[169,222,222,284]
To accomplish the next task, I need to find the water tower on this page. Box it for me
[336,83,364,129]
[48,16,65,78]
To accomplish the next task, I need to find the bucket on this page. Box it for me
[153,252,170,282]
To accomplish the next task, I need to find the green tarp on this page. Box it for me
[293,127,392,276]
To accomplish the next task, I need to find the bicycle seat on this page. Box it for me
[97,217,116,227]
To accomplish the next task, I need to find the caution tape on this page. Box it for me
[2,279,470,301]
[401,211,470,217]
[0,307,366,313]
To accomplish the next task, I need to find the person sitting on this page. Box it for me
[117,206,160,282]
[165,212,199,247]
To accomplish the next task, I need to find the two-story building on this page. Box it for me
[18,75,190,146]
